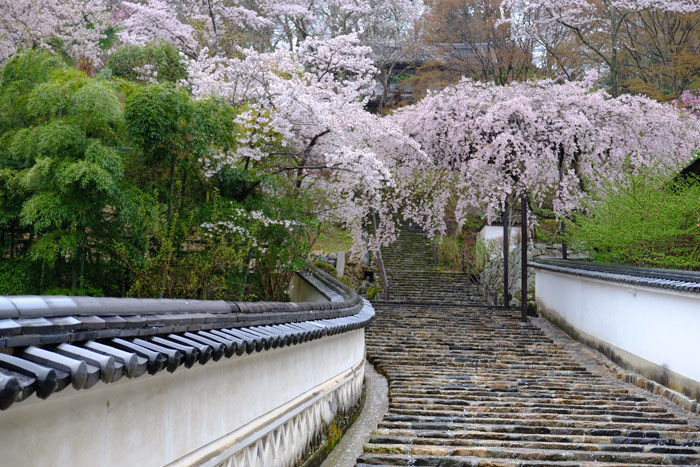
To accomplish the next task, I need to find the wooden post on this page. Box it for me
[558,149,568,260]
[503,201,509,308]
[521,194,528,322]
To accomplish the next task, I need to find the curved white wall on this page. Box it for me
[477,225,521,250]
[535,267,700,398]
[0,329,366,467]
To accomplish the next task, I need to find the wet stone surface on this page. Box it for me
[380,230,482,305]
[357,304,700,466]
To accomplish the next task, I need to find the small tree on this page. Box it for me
[125,82,190,222]
[0,52,134,289]
[569,169,700,270]
[125,82,236,222]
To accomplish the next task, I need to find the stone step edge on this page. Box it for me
[534,318,700,416]
[603,359,699,415]
[370,300,493,308]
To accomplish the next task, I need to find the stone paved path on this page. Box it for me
[357,304,700,466]
[356,227,700,466]
[380,228,482,305]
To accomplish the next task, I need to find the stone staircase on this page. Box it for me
[357,305,700,466]
[380,229,484,305]
[357,227,700,466]
[357,304,700,467]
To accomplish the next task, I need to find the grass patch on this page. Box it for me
[312,227,353,253]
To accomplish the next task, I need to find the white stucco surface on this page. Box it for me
[0,329,365,467]
[535,268,700,384]
[477,225,521,250]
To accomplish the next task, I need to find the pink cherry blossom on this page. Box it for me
[391,77,700,236]
[0,0,111,65]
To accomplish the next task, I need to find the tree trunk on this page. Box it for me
[71,257,77,291]
[79,243,86,290]
[167,156,176,222]
[179,159,188,216]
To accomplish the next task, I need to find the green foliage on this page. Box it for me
[0,51,316,301]
[125,82,189,159]
[367,285,380,299]
[437,216,482,272]
[0,51,157,294]
[534,218,564,244]
[313,226,353,253]
[44,287,104,297]
[569,172,700,270]
[217,166,263,201]
[120,216,247,300]
[337,275,356,289]
[239,196,311,301]
[0,259,40,295]
[107,41,187,83]
[125,83,236,220]
[313,260,337,276]
[437,235,463,272]
[0,51,64,134]
[0,59,127,267]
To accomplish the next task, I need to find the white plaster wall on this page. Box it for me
[535,268,700,384]
[0,329,365,467]
[288,273,330,303]
[477,225,521,250]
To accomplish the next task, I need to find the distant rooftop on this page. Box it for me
[370,42,489,66]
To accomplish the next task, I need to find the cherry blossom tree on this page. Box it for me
[0,0,111,65]
[185,34,423,249]
[118,0,200,57]
[391,75,700,237]
[262,0,421,46]
[501,0,700,96]
[116,0,421,54]
[117,0,274,55]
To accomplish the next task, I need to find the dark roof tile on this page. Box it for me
[0,319,21,337]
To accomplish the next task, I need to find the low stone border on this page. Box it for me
[604,360,700,415]
[534,316,700,417]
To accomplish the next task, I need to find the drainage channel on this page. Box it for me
[322,363,389,467]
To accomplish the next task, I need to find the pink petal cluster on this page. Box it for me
[185,35,421,251]
[391,78,700,235]
[0,0,110,65]
[674,90,700,117]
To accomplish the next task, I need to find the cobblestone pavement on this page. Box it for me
[380,229,483,305]
[356,304,700,466]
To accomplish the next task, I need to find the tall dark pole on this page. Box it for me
[558,148,568,260]
[521,194,528,322]
[503,201,509,308]
[561,221,568,260]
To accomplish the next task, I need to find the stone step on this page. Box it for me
[378,227,485,305]
[357,304,700,466]
[357,225,700,466]
[370,428,700,445]
[359,445,700,464]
